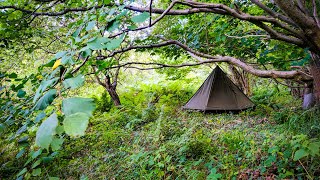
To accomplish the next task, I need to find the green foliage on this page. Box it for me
[63,74,85,90]
[63,112,90,137]
[92,91,113,112]
[35,113,58,150]
[291,135,320,161]
[34,89,57,110]
[4,82,312,179]
[62,97,96,116]
[1,0,320,179]
[131,12,150,23]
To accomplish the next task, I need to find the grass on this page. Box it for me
[1,82,320,179]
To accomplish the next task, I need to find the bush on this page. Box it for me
[92,91,113,112]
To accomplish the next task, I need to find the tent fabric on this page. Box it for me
[183,66,255,111]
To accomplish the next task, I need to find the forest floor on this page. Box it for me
[1,83,320,179]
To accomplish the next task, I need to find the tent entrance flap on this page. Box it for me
[183,66,254,111]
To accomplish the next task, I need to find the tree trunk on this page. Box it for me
[105,86,121,106]
[309,51,320,105]
[104,74,121,106]
[228,65,251,95]
[302,82,315,109]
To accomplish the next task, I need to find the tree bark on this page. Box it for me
[104,74,121,106]
[228,65,251,95]
[92,66,122,106]
[303,83,315,109]
[105,86,121,106]
[309,51,320,105]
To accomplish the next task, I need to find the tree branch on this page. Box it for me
[110,0,179,38]
[97,40,312,81]
[126,1,303,43]
[72,56,89,74]
[0,5,103,16]
[312,0,320,29]
[274,0,315,29]
[149,0,153,27]
[250,0,296,26]
[92,66,105,87]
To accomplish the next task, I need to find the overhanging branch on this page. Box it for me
[97,40,312,81]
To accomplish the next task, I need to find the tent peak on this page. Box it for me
[183,67,254,111]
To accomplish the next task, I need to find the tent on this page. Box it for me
[183,66,254,111]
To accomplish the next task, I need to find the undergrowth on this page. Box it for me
[1,83,320,179]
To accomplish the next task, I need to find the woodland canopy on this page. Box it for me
[1,0,320,179]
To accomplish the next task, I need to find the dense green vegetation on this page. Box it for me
[1,70,320,179]
[1,0,320,179]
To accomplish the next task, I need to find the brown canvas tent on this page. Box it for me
[183,66,254,111]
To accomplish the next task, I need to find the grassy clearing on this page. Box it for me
[1,81,320,179]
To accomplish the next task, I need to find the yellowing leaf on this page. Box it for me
[52,59,61,70]
[36,75,43,80]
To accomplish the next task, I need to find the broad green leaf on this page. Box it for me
[293,149,309,161]
[31,159,42,169]
[34,112,46,123]
[16,168,27,177]
[128,25,137,30]
[55,51,67,59]
[62,97,95,116]
[106,19,119,32]
[87,37,110,50]
[264,156,276,167]
[56,125,64,135]
[34,89,57,110]
[51,137,64,151]
[81,48,92,58]
[131,12,150,23]
[33,77,59,103]
[86,21,96,31]
[35,113,58,150]
[63,74,85,90]
[72,27,82,38]
[207,168,222,180]
[43,58,56,67]
[16,124,27,135]
[308,142,320,156]
[31,149,42,159]
[104,35,124,50]
[17,89,26,98]
[63,112,90,137]
[61,55,74,65]
[16,148,25,159]
[32,168,41,176]
[117,9,128,18]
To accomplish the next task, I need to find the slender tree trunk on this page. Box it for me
[104,74,121,106]
[105,86,121,106]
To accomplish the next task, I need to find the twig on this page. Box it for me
[149,0,153,27]
[72,56,89,74]
[225,34,269,39]
[298,159,313,180]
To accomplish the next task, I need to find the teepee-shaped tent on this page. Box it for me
[183,66,254,111]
